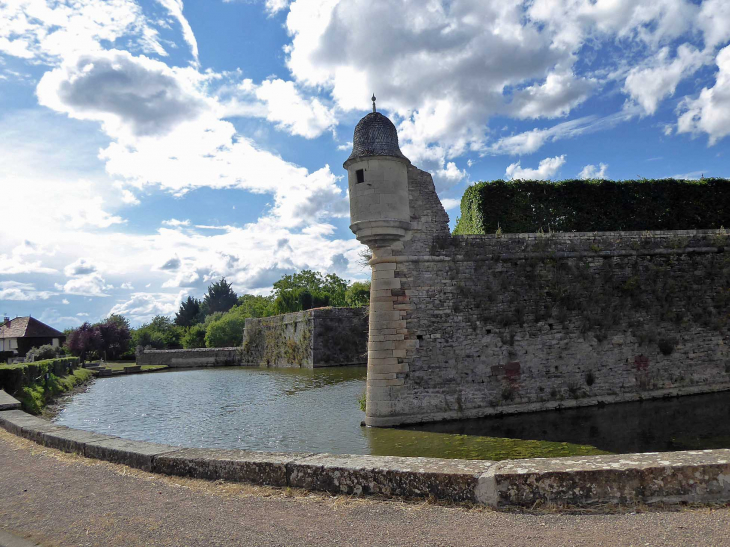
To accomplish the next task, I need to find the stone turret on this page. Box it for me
[344,97,411,248]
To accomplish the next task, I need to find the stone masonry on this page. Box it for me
[363,165,730,426]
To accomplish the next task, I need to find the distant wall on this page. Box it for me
[137,348,241,368]
[242,307,368,368]
[363,165,730,426]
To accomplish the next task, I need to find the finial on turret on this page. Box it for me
[372,93,376,113]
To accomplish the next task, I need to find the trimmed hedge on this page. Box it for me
[453,178,730,235]
[0,357,79,395]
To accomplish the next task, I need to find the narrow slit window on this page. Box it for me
[356,169,365,183]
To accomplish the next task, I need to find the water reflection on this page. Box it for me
[53,367,730,461]
[405,391,730,454]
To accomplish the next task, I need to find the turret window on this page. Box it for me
[356,169,365,183]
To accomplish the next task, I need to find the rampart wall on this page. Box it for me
[242,307,368,368]
[364,165,730,426]
[137,348,241,368]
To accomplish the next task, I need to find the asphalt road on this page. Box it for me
[1,428,729,547]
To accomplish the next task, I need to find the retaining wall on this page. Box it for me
[136,348,241,368]
[242,307,368,368]
[364,165,730,426]
[2,407,729,508]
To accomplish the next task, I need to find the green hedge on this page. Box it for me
[0,357,79,395]
[453,178,730,235]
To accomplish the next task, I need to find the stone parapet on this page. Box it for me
[2,408,730,508]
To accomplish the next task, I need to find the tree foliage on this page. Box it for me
[202,278,238,315]
[345,281,371,307]
[95,314,132,360]
[175,296,203,327]
[66,322,103,360]
[453,178,730,235]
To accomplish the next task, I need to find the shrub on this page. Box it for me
[181,324,207,349]
[205,314,247,348]
[454,178,730,235]
[24,345,60,362]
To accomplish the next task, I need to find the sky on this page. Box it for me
[0,0,729,329]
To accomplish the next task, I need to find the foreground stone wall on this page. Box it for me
[137,348,241,368]
[364,165,730,426]
[3,408,730,507]
[242,307,368,368]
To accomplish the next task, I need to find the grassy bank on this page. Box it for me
[18,368,95,414]
[0,357,97,415]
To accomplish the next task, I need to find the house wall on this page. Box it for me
[363,166,730,426]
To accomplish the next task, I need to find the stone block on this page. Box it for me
[84,437,181,472]
[153,448,309,487]
[0,391,21,411]
[288,454,492,502]
[39,427,115,455]
[477,449,730,507]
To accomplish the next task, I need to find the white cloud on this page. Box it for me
[624,45,708,115]
[510,71,596,119]
[55,273,111,297]
[64,258,98,277]
[155,0,199,63]
[488,107,641,156]
[0,281,56,301]
[506,155,566,180]
[677,45,730,145]
[37,50,209,139]
[162,219,191,227]
[255,79,336,139]
[440,198,461,211]
[0,0,165,62]
[579,163,609,179]
[108,290,187,323]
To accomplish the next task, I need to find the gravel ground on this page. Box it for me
[1,428,729,547]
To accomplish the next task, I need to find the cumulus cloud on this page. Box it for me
[162,219,191,227]
[677,45,730,145]
[579,163,609,179]
[255,79,336,138]
[505,155,566,180]
[64,258,98,277]
[109,291,187,324]
[37,50,209,139]
[55,273,111,297]
[624,45,708,115]
[0,281,56,301]
[159,257,182,271]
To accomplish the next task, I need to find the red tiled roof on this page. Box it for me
[0,317,64,339]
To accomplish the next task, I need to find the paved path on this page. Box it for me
[1,429,729,547]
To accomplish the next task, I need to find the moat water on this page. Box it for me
[53,367,730,461]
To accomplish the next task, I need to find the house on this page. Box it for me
[0,316,65,357]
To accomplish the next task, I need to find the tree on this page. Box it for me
[201,278,238,315]
[273,288,329,314]
[205,313,247,348]
[95,314,132,360]
[345,281,371,307]
[181,324,207,348]
[236,294,275,318]
[66,322,103,361]
[132,316,182,350]
[175,296,203,327]
[322,273,348,306]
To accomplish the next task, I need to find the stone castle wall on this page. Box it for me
[364,165,730,426]
[137,347,241,368]
[242,307,368,368]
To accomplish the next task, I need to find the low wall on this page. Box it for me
[242,307,367,368]
[137,348,241,368]
[2,408,730,508]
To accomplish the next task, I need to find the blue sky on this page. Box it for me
[0,0,729,328]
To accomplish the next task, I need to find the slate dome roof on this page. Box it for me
[347,112,408,163]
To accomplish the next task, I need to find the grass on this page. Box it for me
[18,368,95,415]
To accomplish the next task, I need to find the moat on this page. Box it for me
[52,367,730,461]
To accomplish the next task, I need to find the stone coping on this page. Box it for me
[0,390,21,411]
[1,408,729,508]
